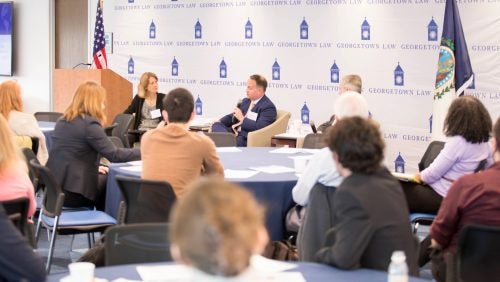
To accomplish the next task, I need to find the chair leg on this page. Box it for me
[34,213,43,244]
[87,233,92,248]
[45,217,59,273]
[70,235,75,251]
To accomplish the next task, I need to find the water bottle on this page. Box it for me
[388,250,409,282]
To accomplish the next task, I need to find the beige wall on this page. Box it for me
[55,0,88,69]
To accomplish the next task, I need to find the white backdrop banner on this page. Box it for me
[92,0,500,173]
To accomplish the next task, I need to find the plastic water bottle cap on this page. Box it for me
[391,250,406,263]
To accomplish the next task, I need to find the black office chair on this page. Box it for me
[29,160,117,273]
[1,197,31,241]
[104,123,118,136]
[104,223,172,266]
[108,114,134,148]
[204,132,237,147]
[115,176,176,224]
[302,133,325,149]
[456,224,500,282]
[22,148,42,193]
[418,141,445,172]
[108,136,124,148]
[34,112,63,122]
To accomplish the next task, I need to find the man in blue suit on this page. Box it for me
[212,74,277,146]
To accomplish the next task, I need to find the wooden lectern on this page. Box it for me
[53,69,132,126]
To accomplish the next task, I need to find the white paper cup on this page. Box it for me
[68,262,95,282]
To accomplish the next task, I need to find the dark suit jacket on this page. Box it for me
[0,206,45,282]
[47,116,140,203]
[297,183,337,262]
[316,167,418,276]
[219,95,277,144]
[123,93,166,130]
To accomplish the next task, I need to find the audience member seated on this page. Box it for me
[211,74,277,147]
[316,117,418,275]
[292,91,369,206]
[0,115,37,218]
[294,92,370,261]
[317,74,362,133]
[0,205,45,282]
[46,81,140,210]
[141,88,224,197]
[402,96,493,214]
[170,179,269,280]
[124,72,166,131]
[429,117,500,282]
[0,80,49,165]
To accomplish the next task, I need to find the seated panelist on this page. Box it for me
[123,72,166,143]
[211,74,277,147]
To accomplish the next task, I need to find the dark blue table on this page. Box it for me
[48,261,431,282]
[105,147,312,240]
[38,121,55,151]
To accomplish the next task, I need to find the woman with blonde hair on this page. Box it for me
[124,72,166,131]
[0,115,37,218]
[170,179,269,280]
[46,81,140,209]
[0,80,49,164]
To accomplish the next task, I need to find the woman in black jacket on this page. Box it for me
[47,81,140,209]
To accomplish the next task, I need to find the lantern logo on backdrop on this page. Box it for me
[300,17,308,40]
[171,57,179,76]
[394,62,404,86]
[394,152,405,173]
[361,18,370,41]
[219,58,227,78]
[245,18,253,39]
[128,0,134,3]
[428,17,438,41]
[195,96,203,116]
[128,57,134,74]
[272,59,280,80]
[195,19,202,39]
[301,102,310,124]
[149,20,156,39]
[330,60,339,83]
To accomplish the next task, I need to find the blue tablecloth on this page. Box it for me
[38,121,56,151]
[105,147,311,240]
[48,261,431,282]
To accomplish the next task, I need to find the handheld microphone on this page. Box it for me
[232,99,243,123]
[310,121,318,134]
[72,63,92,69]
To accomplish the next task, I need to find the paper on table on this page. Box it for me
[127,160,143,166]
[267,272,306,282]
[249,165,295,174]
[111,279,141,282]
[224,169,259,179]
[216,147,242,153]
[120,166,142,172]
[269,147,303,154]
[300,148,321,154]
[251,255,296,273]
[136,265,191,281]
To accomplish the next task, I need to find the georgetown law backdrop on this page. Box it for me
[90,0,500,173]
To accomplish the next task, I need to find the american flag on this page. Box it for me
[92,0,107,69]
